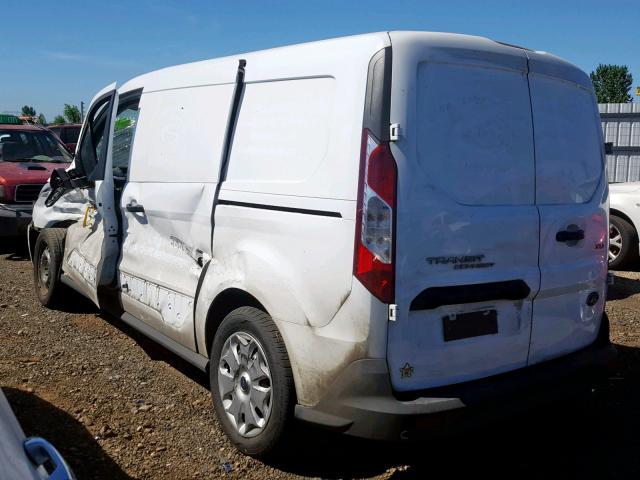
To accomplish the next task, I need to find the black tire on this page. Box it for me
[210,307,295,458]
[609,215,638,270]
[33,228,67,307]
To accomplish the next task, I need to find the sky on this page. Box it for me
[1,0,638,121]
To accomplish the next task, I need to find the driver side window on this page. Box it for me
[77,96,112,181]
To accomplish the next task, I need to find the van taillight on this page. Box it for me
[354,129,397,304]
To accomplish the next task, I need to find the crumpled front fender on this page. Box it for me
[32,183,88,229]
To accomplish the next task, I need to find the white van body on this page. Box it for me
[31,32,614,449]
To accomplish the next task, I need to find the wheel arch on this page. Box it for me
[204,288,267,357]
[29,221,74,261]
[610,208,637,234]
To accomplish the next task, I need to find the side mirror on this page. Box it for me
[45,168,91,207]
[605,142,614,155]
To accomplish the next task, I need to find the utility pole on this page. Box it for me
[80,101,85,123]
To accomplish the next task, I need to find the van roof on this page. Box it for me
[118,31,588,95]
[119,31,391,94]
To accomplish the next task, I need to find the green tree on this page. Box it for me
[590,64,633,103]
[52,115,66,125]
[21,105,36,116]
[115,116,132,131]
[63,104,81,123]
[37,113,47,125]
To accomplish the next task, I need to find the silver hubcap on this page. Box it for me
[38,246,51,290]
[217,331,272,437]
[609,224,622,262]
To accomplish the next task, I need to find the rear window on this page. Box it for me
[64,126,81,143]
[529,75,603,204]
[417,62,535,205]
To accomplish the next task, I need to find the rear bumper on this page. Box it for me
[294,315,616,441]
[0,204,32,237]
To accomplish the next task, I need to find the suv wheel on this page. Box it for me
[210,307,294,458]
[609,215,638,270]
[33,228,67,307]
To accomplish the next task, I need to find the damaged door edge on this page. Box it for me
[194,59,246,355]
[210,58,247,248]
[192,259,212,354]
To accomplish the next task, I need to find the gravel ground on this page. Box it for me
[1,237,640,479]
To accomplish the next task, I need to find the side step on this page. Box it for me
[119,312,209,372]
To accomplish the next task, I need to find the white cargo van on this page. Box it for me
[30,32,615,456]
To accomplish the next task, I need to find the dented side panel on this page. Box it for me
[63,220,101,305]
[118,182,215,349]
[120,271,194,328]
[193,192,362,405]
[115,83,233,348]
[275,278,388,406]
[195,244,388,406]
[209,193,355,326]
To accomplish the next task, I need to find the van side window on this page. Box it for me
[112,100,140,180]
[77,99,110,180]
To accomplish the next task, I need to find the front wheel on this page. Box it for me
[210,307,295,458]
[33,228,67,307]
[609,215,639,270]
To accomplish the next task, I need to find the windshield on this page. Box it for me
[0,129,72,163]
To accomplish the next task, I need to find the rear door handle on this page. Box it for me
[556,229,584,242]
[125,201,145,213]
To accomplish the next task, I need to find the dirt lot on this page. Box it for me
[1,238,640,479]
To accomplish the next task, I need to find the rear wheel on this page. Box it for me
[33,228,67,307]
[609,215,638,270]
[210,307,295,458]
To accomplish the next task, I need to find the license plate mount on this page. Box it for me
[442,309,498,342]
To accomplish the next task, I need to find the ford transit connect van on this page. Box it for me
[30,32,614,457]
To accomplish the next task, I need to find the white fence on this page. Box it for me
[599,103,640,183]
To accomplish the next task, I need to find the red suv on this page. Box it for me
[0,124,72,237]
[48,124,82,152]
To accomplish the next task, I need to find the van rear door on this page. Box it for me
[527,52,608,364]
[387,35,540,391]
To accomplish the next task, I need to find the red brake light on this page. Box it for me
[354,129,397,304]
